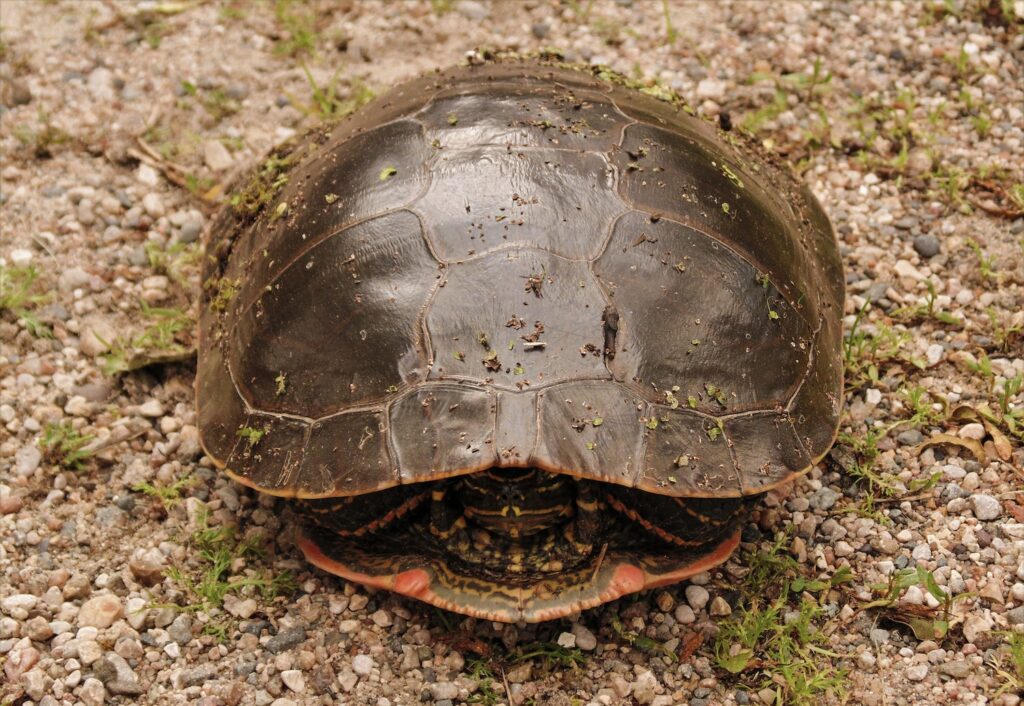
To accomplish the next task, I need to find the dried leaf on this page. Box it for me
[915,434,986,463]
[981,419,1013,461]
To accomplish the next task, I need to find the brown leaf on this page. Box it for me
[1005,501,1024,523]
[982,419,1013,461]
[915,434,986,463]
[678,631,704,661]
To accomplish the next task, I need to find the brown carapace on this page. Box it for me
[196,56,844,623]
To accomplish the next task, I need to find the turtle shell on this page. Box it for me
[196,56,843,620]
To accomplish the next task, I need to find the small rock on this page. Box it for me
[370,609,392,627]
[203,140,234,171]
[505,662,532,683]
[348,594,369,611]
[281,669,304,693]
[141,192,165,218]
[430,682,459,700]
[4,646,40,680]
[59,267,91,292]
[958,423,986,441]
[913,234,940,258]
[685,585,709,611]
[971,494,1002,521]
[897,429,924,446]
[223,595,258,619]
[809,487,840,511]
[78,594,123,629]
[80,677,107,706]
[266,626,307,654]
[938,661,971,678]
[655,591,674,612]
[531,22,550,39]
[556,631,576,649]
[925,344,944,366]
[129,548,165,585]
[454,0,489,20]
[869,628,890,646]
[865,388,883,405]
[179,664,217,688]
[695,78,727,101]
[352,654,374,676]
[709,596,731,616]
[905,148,933,176]
[1005,606,1024,625]
[168,614,192,644]
[2,593,38,618]
[905,664,928,681]
[632,670,659,705]
[571,623,597,651]
[138,399,164,418]
[674,604,695,624]
[962,613,992,643]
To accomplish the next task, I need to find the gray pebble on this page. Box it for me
[180,664,218,688]
[265,625,307,654]
[1006,606,1024,625]
[531,22,550,39]
[869,628,890,646]
[808,487,840,511]
[912,234,940,258]
[970,494,1002,521]
[455,0,489,20]
[896,429,924,446]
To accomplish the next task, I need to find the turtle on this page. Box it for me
[196,55,844,623]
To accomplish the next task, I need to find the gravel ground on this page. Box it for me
[2,1,1023,705]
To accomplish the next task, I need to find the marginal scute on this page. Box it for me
[414,148,624,261]
[229,210,437,418]
[226,413,308,494]
[788,324,844,462]
[594,211,810,412]
[492,390,540,466]
[389,383,497,482]
[533,381,644,485]
[195,337,248,467]
[638,407,739,496]
[724,413,811,494]
[300,410,390,496]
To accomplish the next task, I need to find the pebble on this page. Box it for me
[430,682,459,700]
[631,670,659,705]
[2,594,38,618]
[674,604,696,624]
[78,595,123,629]
[141,192,165,218]
[571,622,598,651]
[80,677,106,706]
[281,669,305,693]
[912,234,940,258]
[266,626,307,654]
[709,596,732,616]
[138,399,164,418]
[958,423,986,440]
[352,654,374,676]
[905,664,929,681]
[455,0,489,20]
[808,487,840,511]
[203,139,234,171]
[370,609,392,627]
[223,595,258,619]
[971,494,1002,521]
[685,585,709,611]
